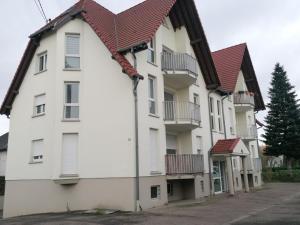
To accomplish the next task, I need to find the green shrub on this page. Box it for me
[262,170,300,182]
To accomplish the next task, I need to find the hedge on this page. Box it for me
[262,169,300,182]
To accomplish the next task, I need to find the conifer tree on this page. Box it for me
[263,63,300,167]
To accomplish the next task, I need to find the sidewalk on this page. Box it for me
[0,183,300,225]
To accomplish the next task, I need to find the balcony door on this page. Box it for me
[164,92,175,121]
[166,134,177,155]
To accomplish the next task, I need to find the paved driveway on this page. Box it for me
[1,183,300,225]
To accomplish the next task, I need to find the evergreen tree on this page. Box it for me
[262,63,300,167]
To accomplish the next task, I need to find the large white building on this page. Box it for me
[0,0,265,218]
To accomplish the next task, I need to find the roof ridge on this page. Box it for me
[212,43,247,54]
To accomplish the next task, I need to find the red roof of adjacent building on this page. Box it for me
[211,43,246,93]
[211,43,265,111]
[211,138,240,155]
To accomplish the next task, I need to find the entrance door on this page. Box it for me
[164,92,175,120]
[213,161,226,194]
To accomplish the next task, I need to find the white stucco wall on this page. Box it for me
[6,19,136,180]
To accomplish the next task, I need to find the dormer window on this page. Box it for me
[37,52,47,73]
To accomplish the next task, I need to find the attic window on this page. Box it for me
[65,34,80,70]
[162,18,169,29]
[37,52,47,73]
[147,38,156,64]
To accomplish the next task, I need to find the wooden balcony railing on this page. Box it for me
[161,52,198,76]
[165,154,204,175]
[163,101,201,124]
[234,91,255,106]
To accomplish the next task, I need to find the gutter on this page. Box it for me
[131,49,142,212]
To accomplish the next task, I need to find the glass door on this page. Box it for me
[213,161,227,194]
[164,92,175,120]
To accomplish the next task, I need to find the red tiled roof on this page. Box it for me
[211,138,240,155]
[211,43,246,92]
[1,0,220,115]
[116,0,176,51]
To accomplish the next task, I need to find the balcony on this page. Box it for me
[163,101,201,132]
[234,91,255,112]
[243,157,262,173]
[165,154,204,175]
[161,52,198,89]
[237,125,257,141]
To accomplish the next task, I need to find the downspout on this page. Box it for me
[131,49,142,212]
[207,89,216,197]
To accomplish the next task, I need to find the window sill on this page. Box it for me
[29,161,43,164]
[149,114,160,119]
[63,68,81,72]
[147,61,158,67]
[60,174,79,178]
[151,171,162,175]
[61,119,80,122]
[32,113,45,118]
[34,69,47,75]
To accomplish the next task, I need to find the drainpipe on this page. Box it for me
[131,49,142,212]
[207,89,216,197]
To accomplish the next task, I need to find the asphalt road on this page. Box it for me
[0,183,300,225]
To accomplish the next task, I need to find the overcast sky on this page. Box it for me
[1,0,300,137]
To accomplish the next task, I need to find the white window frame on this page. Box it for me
[193,93,199,105]
[31,139,44,163]
[33,94,46,117]
[209,97,215,130]
[196,136,203,155]
[148,76,157,115]
[65,33,80,70]
[229,107,235,134]
[147,37,156,64]
[37,51,47,73]
[217,100,223,132]
[63,82,80,120]
[151,185,161,199]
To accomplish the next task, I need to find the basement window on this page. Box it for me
[151,185,161,199]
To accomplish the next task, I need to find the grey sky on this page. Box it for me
[1,0,300,137]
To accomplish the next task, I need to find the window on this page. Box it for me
[196,136,203,155]
[166,134,177,155]
[65,34,80,69]
[149,129,159,172]
[62,133,78,176]
[228,95,232,102]
[209,97,215,130]
[147,38,156,64]
[167,183,173,196]
[34,94,46,116]
[31,139,43,163]
[37,52,47,72]
[151,185,161,199]
[193,94,199,105]
[251,145,255,156]
[217,100,223,132]
[148,76,157,115]
[229,107,234,134]
[64,82,79,120]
